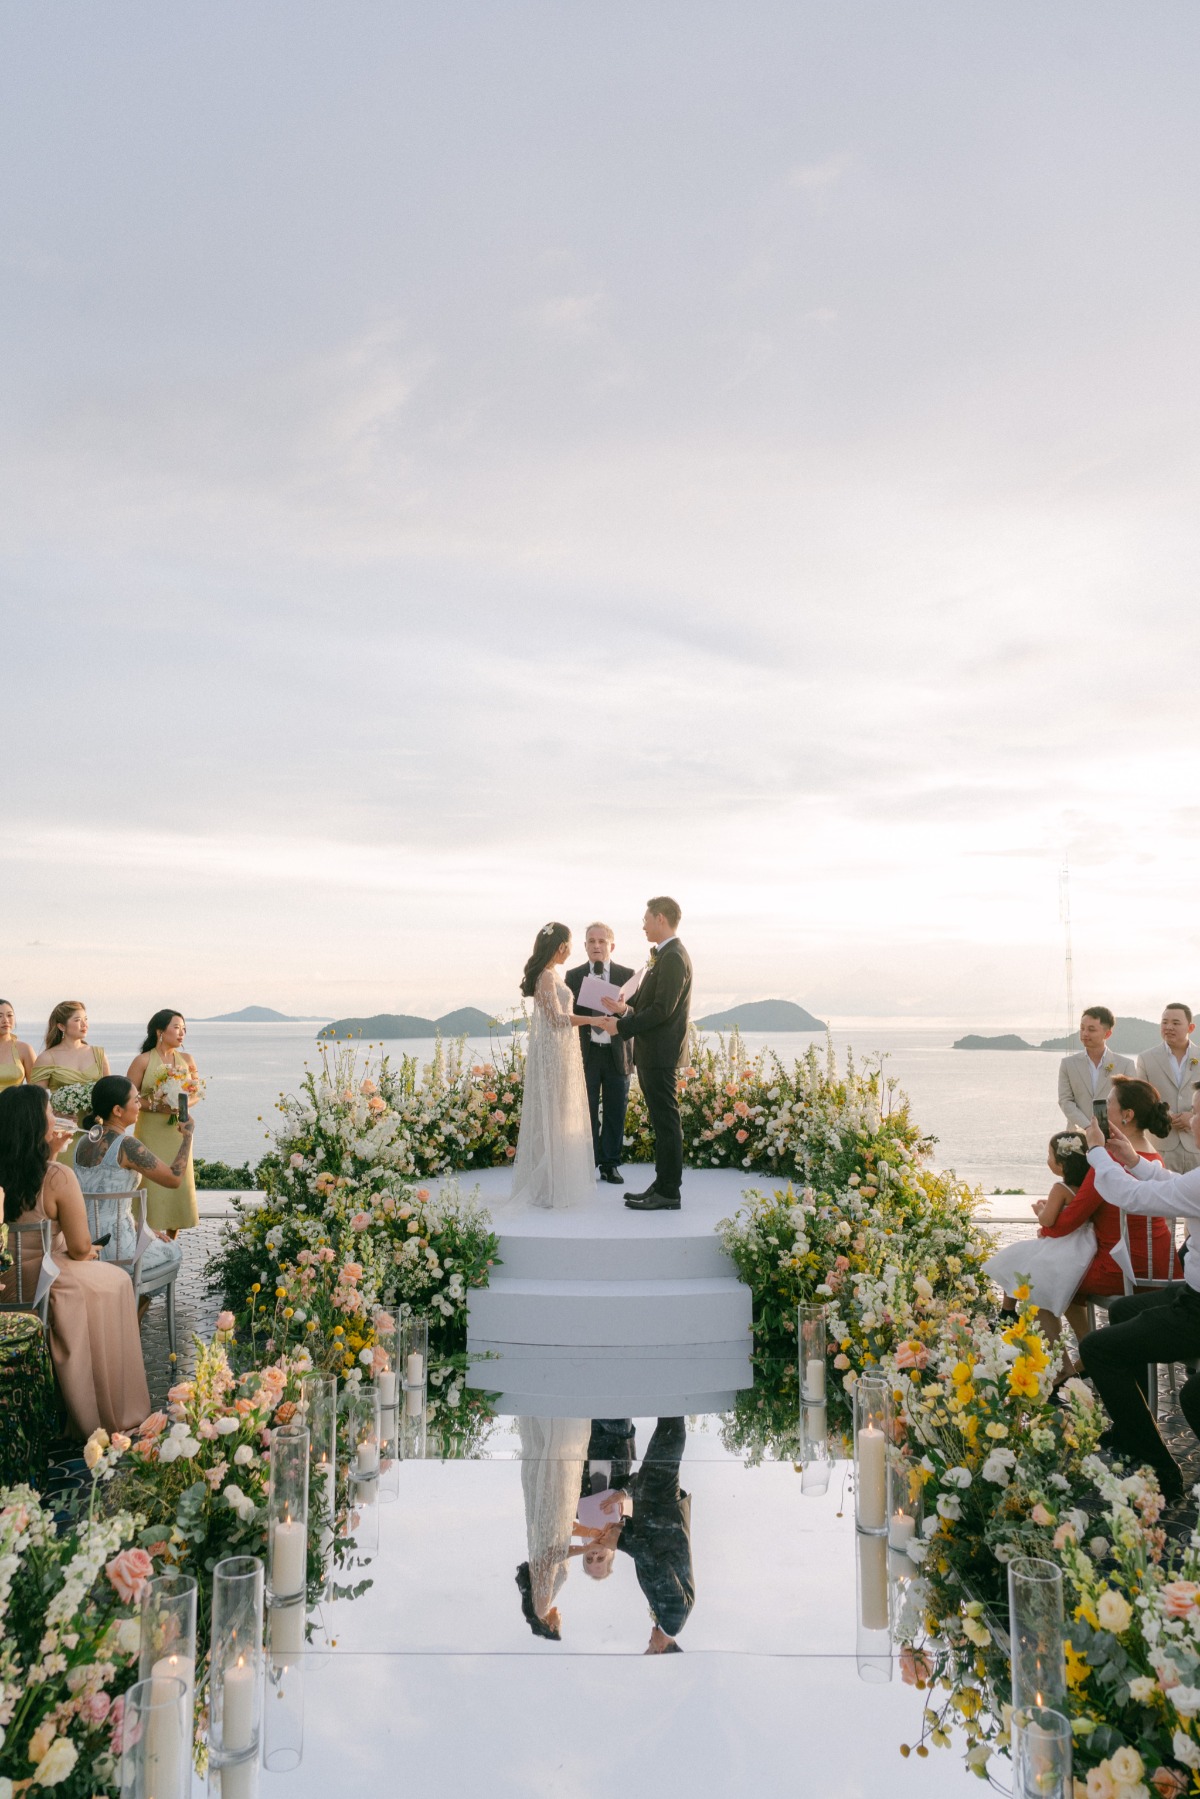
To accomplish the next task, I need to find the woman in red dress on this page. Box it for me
[1041,1077,1180,1369]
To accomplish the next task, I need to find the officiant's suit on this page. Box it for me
[566,957,635,1176]
[616,938,692,1205]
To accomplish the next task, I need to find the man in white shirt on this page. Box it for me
[1057,1006,1136,1130]
[1137,1003,1200,1175]
[1077,1096,1200,1502]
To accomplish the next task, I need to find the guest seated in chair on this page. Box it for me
[74,1076,188,1322]
[1079,1087,1200,1504]
[0,1083,150,1439]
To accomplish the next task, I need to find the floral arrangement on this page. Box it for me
[0,1485,153,1794]
[46,1082,96,1125]
[146,1064,205,1120]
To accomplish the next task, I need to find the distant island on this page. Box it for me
[953,1033,1035,1051]
[954,1016,1164,1055]
[319,1007,527,1041]
[202,1006,327,1023]
[694,999,826,1033]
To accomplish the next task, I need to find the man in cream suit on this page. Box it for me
[1058,1006,1136,1129]
[1137,1003,1200,1174]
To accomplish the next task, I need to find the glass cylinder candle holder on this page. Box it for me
[267,1425,309,1661]
[372,1306,398,1408]
[796,1400,830,1496]
[855,1530,892,1683]
[401,1315,428,1418]
[262,1649,305,1773]
[120,1673,189,1799]
[799,1303,827,1404]
[209,1555,263,1799]
[853,1374,890,1535]
[138,1570,197,1772]
[299,1374,337,1582]
[887,1453,925,1552]
[1013,1704,1072,1799]
[346,1382,381,1501]
[1008,1557,1066,1716]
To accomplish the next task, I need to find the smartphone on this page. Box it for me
[91,1232,112,1249]
[1092,1099,1110,1138]
[177,1092,189,1126]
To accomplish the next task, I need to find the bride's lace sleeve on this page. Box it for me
[534,969,572,1028]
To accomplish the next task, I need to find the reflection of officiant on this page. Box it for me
[580,1416,694,1652]
[566,924,634,1184]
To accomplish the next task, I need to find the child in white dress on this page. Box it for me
[985,1131,1098,1353]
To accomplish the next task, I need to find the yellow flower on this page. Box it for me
[307,1320,318,1332]
[1064,1640,1089,1689]
[333,1326,344,1336]
[1096,1589,1132,1634]
[1013,1282,1031,1301]
[251,1282,261,1294]
[1008,1358,1040,1399]
[984,1422,1008,1440]
[283,1307,294,1319]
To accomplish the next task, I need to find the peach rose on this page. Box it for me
[106,1547,155,1605]
[1150,1768,1189,1798]
[215,1311,235,1332]
[894,1341,929,1371]
[1162,1582,1200,1618]
[899,1647,933,1686]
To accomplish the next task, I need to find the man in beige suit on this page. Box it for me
[1058,1006,1136,1129]
[1136,1003,1200,1174]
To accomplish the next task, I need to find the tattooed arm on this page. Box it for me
[119,1119,194,1188]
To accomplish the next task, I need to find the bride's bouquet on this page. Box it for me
[48,1081,97,1125]
[147,1065,205,1120]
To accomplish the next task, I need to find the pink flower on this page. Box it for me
[167,1383,193,1404]
[417,1188,429,1200]
[81,1691,112,1725]
[350,1213,370,1232]
[894,1341,929,1371]
[367,1096,385,1113]
[1162,1581,1200,1618]
[341,1263,363,1282]
[197,1418,219,1440]
[899,1647,932,1686]
[1052,1522,1077,1551]
[1151,1768,1190,1798]
[1030,1504,1054,1527]
[215,1311,235,1332]
[372,1346,389,1374]
[735,1130,748,1144]
[108,1694,128,1754]
[106,1547,155,1605]
[834,1255,850,1272]
[318,1246,335,1263]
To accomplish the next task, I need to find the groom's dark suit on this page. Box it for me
[566,958,634,1171]
[616,938,693,1202]
[616,1417,694,1639]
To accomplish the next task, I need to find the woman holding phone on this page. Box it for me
[126,1009,199,1236]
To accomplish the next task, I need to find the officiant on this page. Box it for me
[566,923,635,1185]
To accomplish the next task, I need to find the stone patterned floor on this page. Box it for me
[137,1218,225,1408]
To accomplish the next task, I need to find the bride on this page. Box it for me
[511,922,609,1210]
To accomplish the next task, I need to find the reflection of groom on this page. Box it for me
[597,895,692,1212]
[565,923,635,1186]
[580,1417,693,1653]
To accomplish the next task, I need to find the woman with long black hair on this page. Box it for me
[126,1009,199,1236]
[0,1083,150,1437]
[510,923,602,1210]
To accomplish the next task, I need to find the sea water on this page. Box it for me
[84,1018,1066,1195]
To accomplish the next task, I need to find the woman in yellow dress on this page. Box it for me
[0,1000,35,1090]
[127,1008,199,1235]
[30,1001,110,1163]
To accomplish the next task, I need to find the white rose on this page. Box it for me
[114,1616,142,1656]
[1171,1686,1200,1718]
[936,1494,962,1521]
[157,1440,180,1465]
[1108,1746,1143,1784]
[233,1444,254,1466]
[32,1738,78,1786]
[1096,1589,1133,1634]
[1173,1732,1200,1770]
[1127,1676,1157,1703]
[945,1466,973,1489]
[177,1437,200,1459]
[215,1416,240,1436]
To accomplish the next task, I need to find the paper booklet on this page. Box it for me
[576,1489,633,1534]
[577,973,622,1012]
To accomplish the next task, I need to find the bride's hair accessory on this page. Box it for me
[520,921,571,997]
[538,924,556,937]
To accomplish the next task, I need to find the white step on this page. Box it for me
[467,1341,753,1400]
[486,1389,742,1419]
[467,1275,752,1349]
[495,1226,734,1282]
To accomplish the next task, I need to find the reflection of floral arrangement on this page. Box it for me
[148,1063,205,1119]
[0,1485,152,1792]
[48,1080,96,1124]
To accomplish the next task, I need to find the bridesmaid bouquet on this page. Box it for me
[147,1065,205,1119]
[48,1079,97,1124]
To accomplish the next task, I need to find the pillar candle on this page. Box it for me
[858,1532,889,1631]
[888,1511,916,1550]
[145,1674,186,1799]
[355,1441,379,1478]
[405,1352,424,1385]
[405,1382,424,1417]
[803,1358,825,1402]
[219,1655,256,1799]
[856,1426,887,1531]
[271,1519,306,1599]
[377,1370,398,1408]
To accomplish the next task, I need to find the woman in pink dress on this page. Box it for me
[0,1082,150,1439]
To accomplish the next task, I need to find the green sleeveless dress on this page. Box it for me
[134,1047,198,1231]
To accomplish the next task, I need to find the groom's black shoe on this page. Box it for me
[600,1166,624,1185]
[625,1189,681,1211]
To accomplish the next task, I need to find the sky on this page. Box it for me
[3,2,1200,1028]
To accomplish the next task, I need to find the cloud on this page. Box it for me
[787,153,851,192]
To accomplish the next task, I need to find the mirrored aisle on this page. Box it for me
[251,1358,984,1799]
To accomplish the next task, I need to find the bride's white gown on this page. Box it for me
[510,968,597,1210]
[518,1416,591,1619]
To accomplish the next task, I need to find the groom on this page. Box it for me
[598,896,692,1211]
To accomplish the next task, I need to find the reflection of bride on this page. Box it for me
[515,1417,591,1638]
[510,923,603,1210]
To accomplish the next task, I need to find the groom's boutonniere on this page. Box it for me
[1104,1060,1114,1074]
[1190,1055,1199,1069]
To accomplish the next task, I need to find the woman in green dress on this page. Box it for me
[0,1000,35,1090]
[30,1000,111,1163]
[127,1008,199,1235]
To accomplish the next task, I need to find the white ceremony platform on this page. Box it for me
[441,1165,756,1417]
